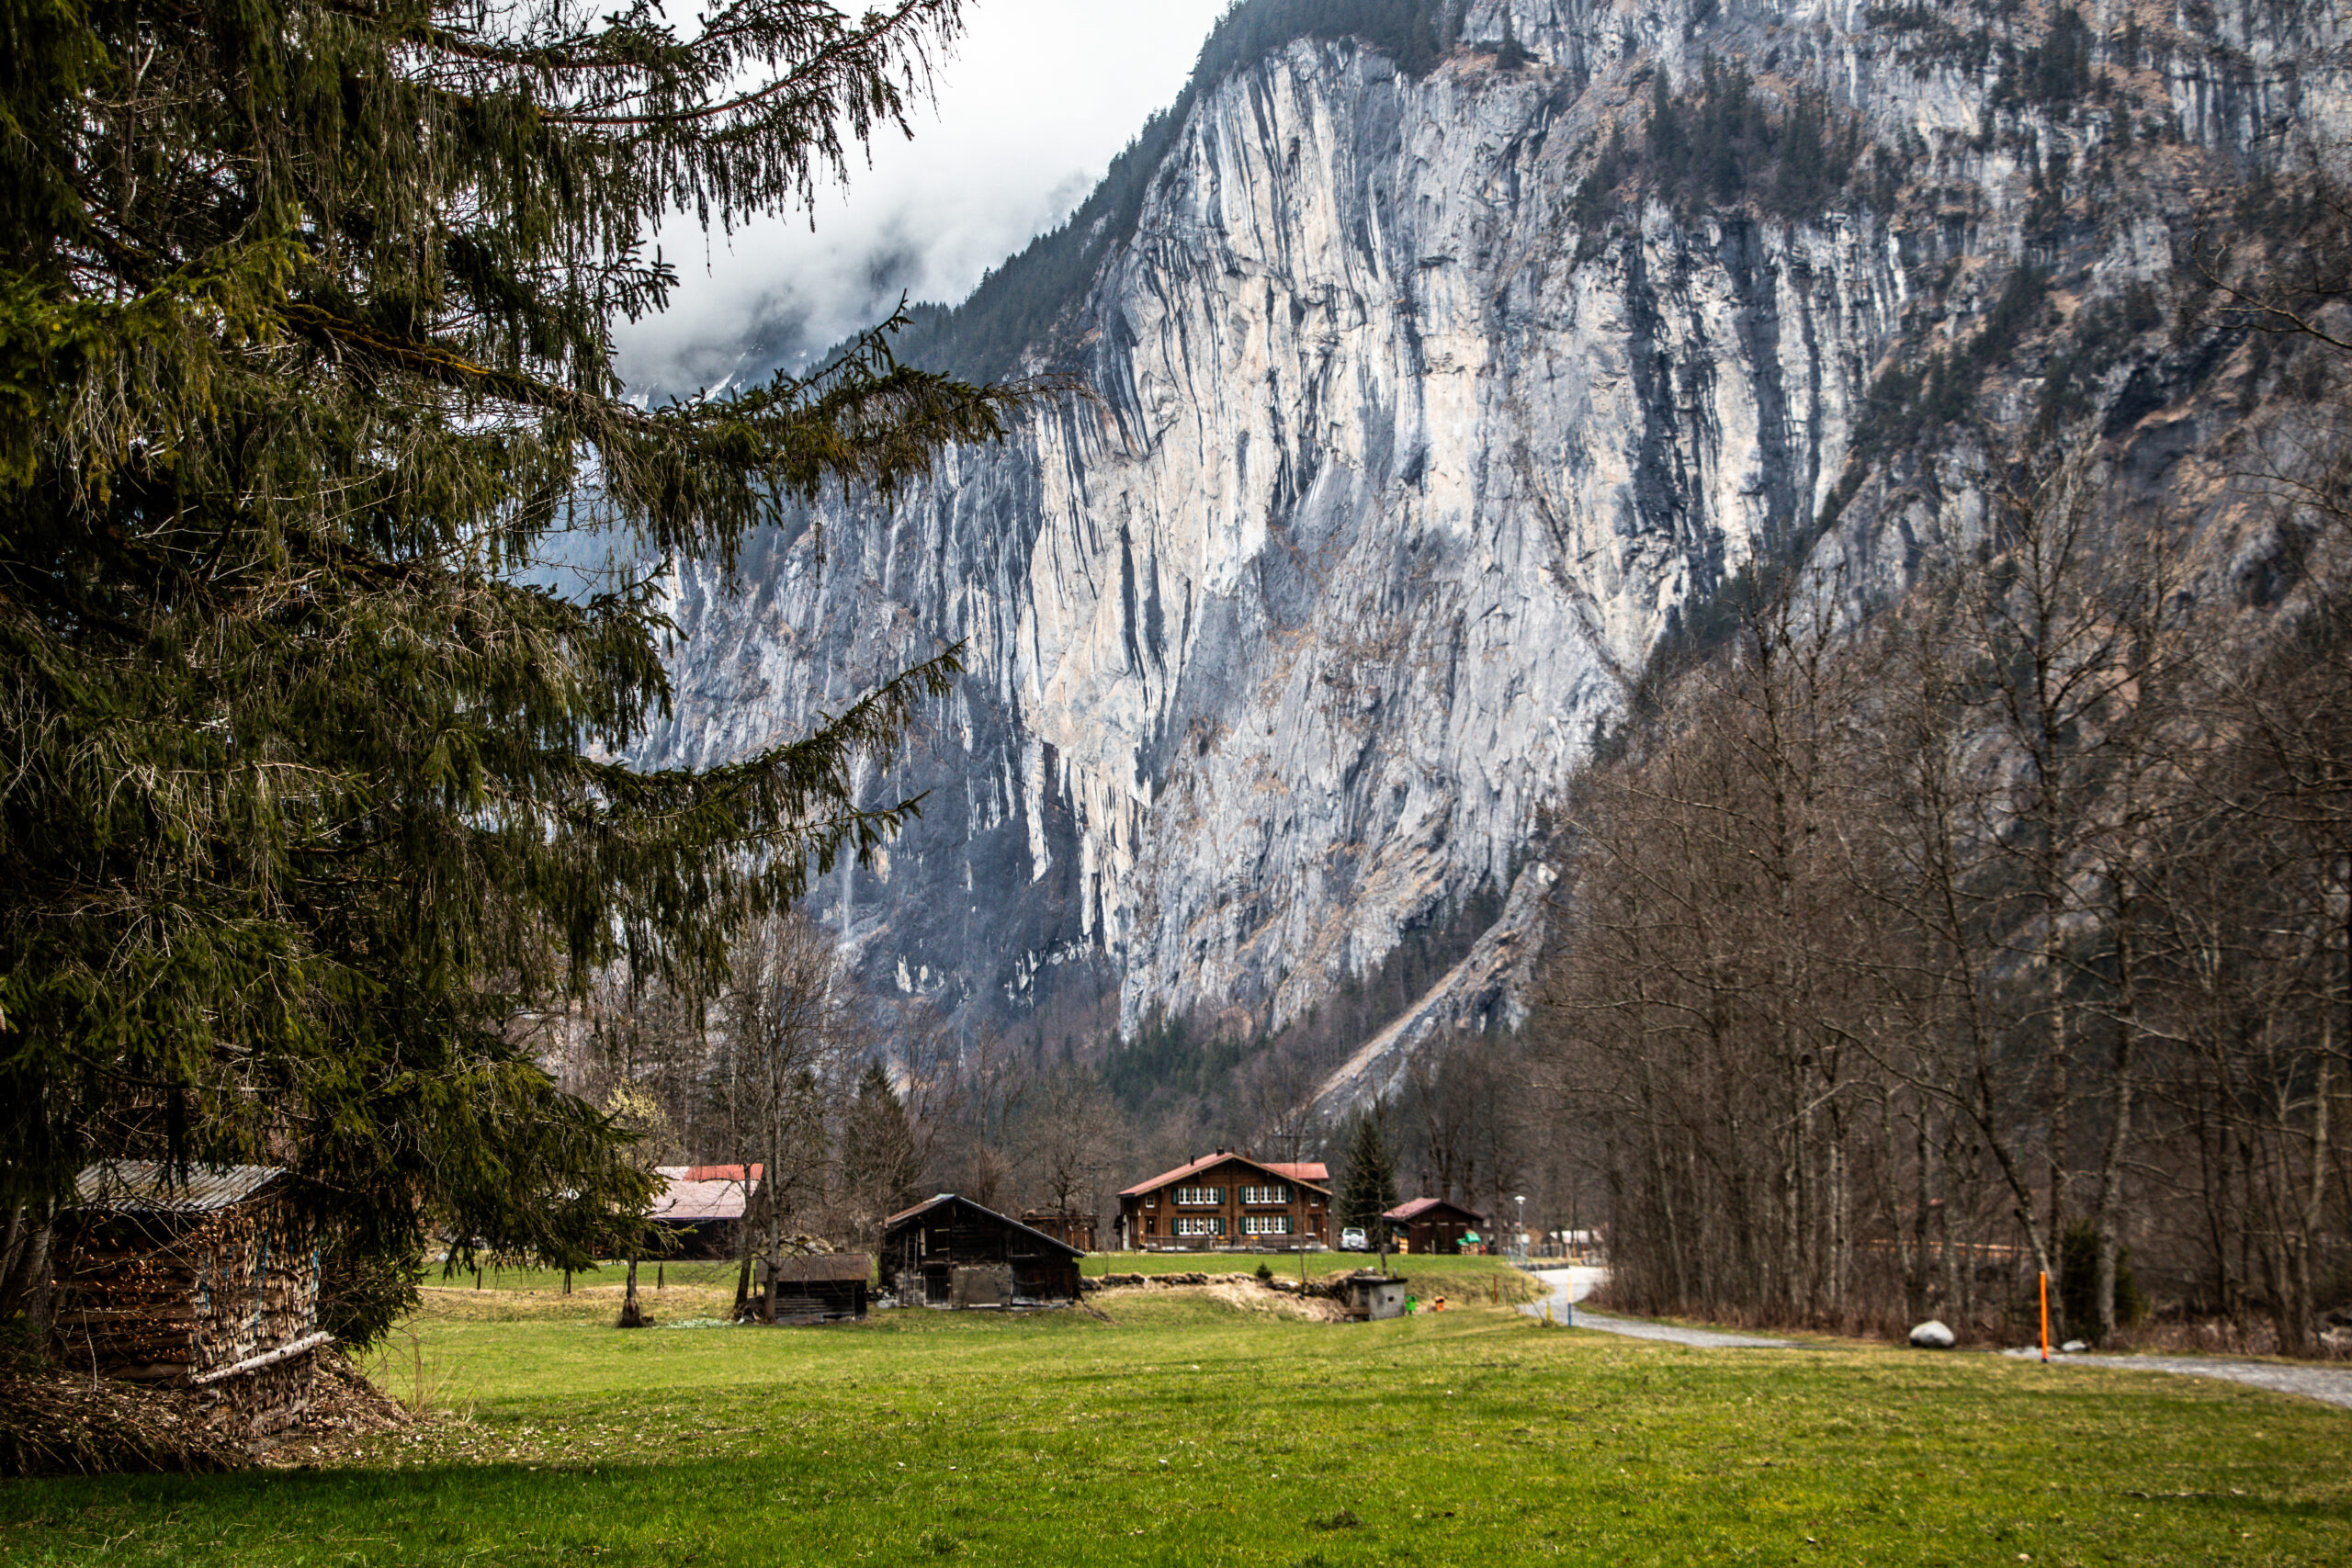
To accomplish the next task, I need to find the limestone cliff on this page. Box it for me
[639,0,2346,1101]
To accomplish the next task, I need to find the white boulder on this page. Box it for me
[1908,1320,1957,1349]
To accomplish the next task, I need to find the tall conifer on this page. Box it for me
[0,0,1023,1342]
[1337,1109,1400,1235]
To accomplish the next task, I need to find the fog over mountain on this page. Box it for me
[612,0,1230,398]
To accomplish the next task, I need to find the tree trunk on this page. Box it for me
[616,1255,648,1328]
[0,1210,55,1346]
[2090,905,2142,1343]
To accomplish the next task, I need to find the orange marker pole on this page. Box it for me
[2039,1269,2051,1362]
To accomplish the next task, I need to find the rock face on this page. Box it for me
[642,0,2343,1096]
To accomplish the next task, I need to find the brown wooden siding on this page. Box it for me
[1117,1158,1330,1250]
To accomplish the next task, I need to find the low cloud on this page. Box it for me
[615,0,1229,399]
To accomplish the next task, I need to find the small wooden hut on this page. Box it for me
[750,1252,870,1324]
[880,1195,1083,1309]
[1383,1197,1486,1256]
[51,1163,328,1436]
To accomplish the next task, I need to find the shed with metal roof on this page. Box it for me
[52,1163,328,1438]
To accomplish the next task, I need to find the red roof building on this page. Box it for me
[649,1165,760,1257]
[1116,1148,1331,1251]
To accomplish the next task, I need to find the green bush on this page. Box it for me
[2059,1224,2147,1340]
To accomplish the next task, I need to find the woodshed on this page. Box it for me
[51,1163,329,1436]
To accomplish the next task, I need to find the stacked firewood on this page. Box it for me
[51,1189,325,1433]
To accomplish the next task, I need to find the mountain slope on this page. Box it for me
[640,0,2345,1091]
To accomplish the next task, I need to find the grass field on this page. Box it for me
[0,1258,2345,1567]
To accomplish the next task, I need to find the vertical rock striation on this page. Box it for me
[642,0,2343,1094]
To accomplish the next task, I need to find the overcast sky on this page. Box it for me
[615,0,1233,397]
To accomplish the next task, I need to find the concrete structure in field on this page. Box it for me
[879,1195,1083,1309]
[1339,1271,1408,1321]
[1383,1196,1486,1256]
[53,1163,330,1436]
[1115,1149,1330,1251]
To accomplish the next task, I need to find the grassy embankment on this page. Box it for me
[0,1255,2345,1566]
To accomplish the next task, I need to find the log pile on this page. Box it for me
[51,1164,327,1438]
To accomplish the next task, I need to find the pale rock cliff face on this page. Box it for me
[643,0,2344,1101]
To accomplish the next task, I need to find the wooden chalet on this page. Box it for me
[1116,1149,1331,1251]
[750,1251,870,1324]
[51,1163,329,1436]
[1383,1197,1486,1256]
[879,1195,1083,1309]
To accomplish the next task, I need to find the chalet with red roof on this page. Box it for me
[1116,1148,1331,1250]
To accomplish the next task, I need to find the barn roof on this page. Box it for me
[1118,1151,1331,1198]
[72,1162,285,1214]
[767,1254,872,1283]
[650,1170,753,1223]
[882,1194,1086,1258]
[679,1164,762,1182]
[1384,1196,1486,1224]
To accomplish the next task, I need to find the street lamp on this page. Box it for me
[1514,1194,1526,1261]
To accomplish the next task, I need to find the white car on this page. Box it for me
[1340,1227,1369,1251]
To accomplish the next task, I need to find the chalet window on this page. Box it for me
[1239,1184,1291,1206]
[1173,1185,1223,1206]
[1174,1215,1224,1236]
[1241,1213,1292,1235]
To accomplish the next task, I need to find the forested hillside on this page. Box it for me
[1538,190,2352,1351]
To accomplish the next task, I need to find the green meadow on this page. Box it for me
[0,1257,2344,1567]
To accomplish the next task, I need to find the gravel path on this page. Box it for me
[1998,1349,2352,1411]
[1524,1270,2352,1405]
[1521,1269,1799,1348]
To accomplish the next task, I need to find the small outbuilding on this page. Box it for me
[1383,1196,1486,1256]
[51,1163,329,1437]
[750,1251,870,1324]
[880,1194,1084,1309]
[1339,1271,1408,1321]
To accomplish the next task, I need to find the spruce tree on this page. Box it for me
[0,0,1023,1344]
[1336,1109,1401,1235]
[842,1061,922,1227]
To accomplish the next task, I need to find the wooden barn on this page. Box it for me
[51,1163,329,1437]
[749,1251,869,1324]
[1384,1197,1486,1256]
[880,1195,1083,1309]
[649,1164,760,1258]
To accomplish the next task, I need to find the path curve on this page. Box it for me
[1521,1268,1798,1349]
[1523,1270,2352,1406]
